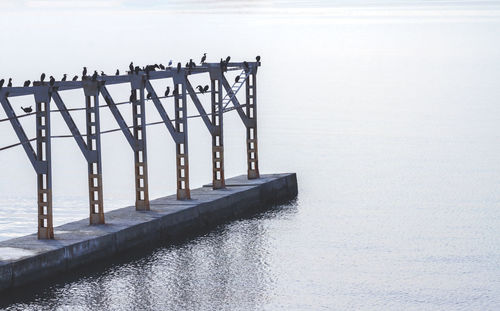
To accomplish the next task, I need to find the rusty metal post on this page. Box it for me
[211,74,225,189]
[34,86,54,239]
[246,67,260,179]
[83,82,105,224]
[174,74,190,199]
[131,76,150,210]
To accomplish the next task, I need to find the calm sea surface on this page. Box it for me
[1,1,500,309]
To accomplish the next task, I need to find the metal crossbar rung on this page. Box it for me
[248,158,258,163]
[38,202,49,207]
[177,177,186,182]
[89,174,100,179]
[39,215,49,219]
[247,139,257,144]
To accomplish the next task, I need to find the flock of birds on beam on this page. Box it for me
[0,54,261,114]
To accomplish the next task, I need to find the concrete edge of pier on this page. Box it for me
[0,173,297,293]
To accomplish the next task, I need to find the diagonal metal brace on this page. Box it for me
[144,80,184,144]
[51,91,97,163]
[185,79,216,135]
[220,75,254,127]
[100,86,139,151]
[0,96,46,174]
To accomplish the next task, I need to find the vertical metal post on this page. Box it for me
[211,78,225,189]
[174,79,190,199]
[131,78,150,210]
[34,87,54,239]
[246,70,260,179]
[84,83,105,224]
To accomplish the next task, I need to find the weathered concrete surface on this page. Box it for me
[0,173,297,293]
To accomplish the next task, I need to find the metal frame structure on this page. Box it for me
[0,61,260,239]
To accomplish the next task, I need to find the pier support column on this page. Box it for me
[84,82,105,224]
[211,77,225,189]
[131,78,150,210]
[246,69,260,179]
[174,79,190,200]
[34,87,54,239]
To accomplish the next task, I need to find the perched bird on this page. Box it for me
[185,62,189,68]
[23,80,31,87]
[40,73,46,83]
[225,56,231,64]
[256,55,261,62]
[173,87,178,96]
[7,78,12,87]
[203,85,209,92]
[134,66,140,75]
[164,86,170,97]
[200,53,206,64]
[0,79,4,88]
[235,76,240,83]
[115,69,120,76]
[92,71,98,81]
[177,62,181,73]
[159,64,165,70]
[101,71,107,76]
[21,106,32,113]
[129,62,134,72]
[168,60,173,67]
[196,85,204,94]
[243,61,249,69]
[82,67,88,78]
[155,64,160,69]
[189,59,196,68]
[129,90,136,103]
[72,75,78,81]
[61,74,67,81]
[49,76,55,86]
[147,92,152,100]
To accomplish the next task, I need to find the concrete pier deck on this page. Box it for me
[0,173,297,293]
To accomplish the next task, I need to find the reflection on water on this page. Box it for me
[1,0,500,309]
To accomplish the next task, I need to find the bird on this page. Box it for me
[235,76,240,83]
[159,64,165,70]
[7,78,12,87]
[177,62,181,73]
[164,86,170,97]
[23,80,31,87]
[101,71,107,76]
[256,55,261,62]
[40,73,46,83]
[49,76,55,86]
[129,90,136,103]
[0,79,4,88]
[82,67,87,78]
[115,69,120,76]
[147,92,152,100]
[196,85,204,94]
[134,66,140,75]
[200,53,206,64]
[72,75,78,81]
[21,106,32,113]
[173,87,178,96]
[129,62,134,72]
[92,71,98,81]
[168,60,173,67]
[155,64,160,69]
[61,74,67,81]
[203,85,209,92]
[243,61,249,69]
[225,56,231,64]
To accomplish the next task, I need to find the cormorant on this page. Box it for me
[200,53,206,64]
[235,76,240,83]
[168,60,173,67]
[196,85,204,94]
[21,106,32,113]
[129,62,134,72]
[256,55,261,62]
[116,69,120,76]
[164,86,170,97]
[49,76,55,86]
[40,73,46,83]
[23,80,31,87]
[92,71,98,81]
[203,85,209,92]
[101,71,106,76]
[62,74,67,81]
[82,67,87,78]
[225,56,231,64]
[173,87,178,96]
[7,78,12,87]
[147,92,152,100]
[129,90,136,103]
[134,66,140,75]
[159,64,165,70]
[0,79,4,88]
[177,62,181,73]
[72,75,78,81]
